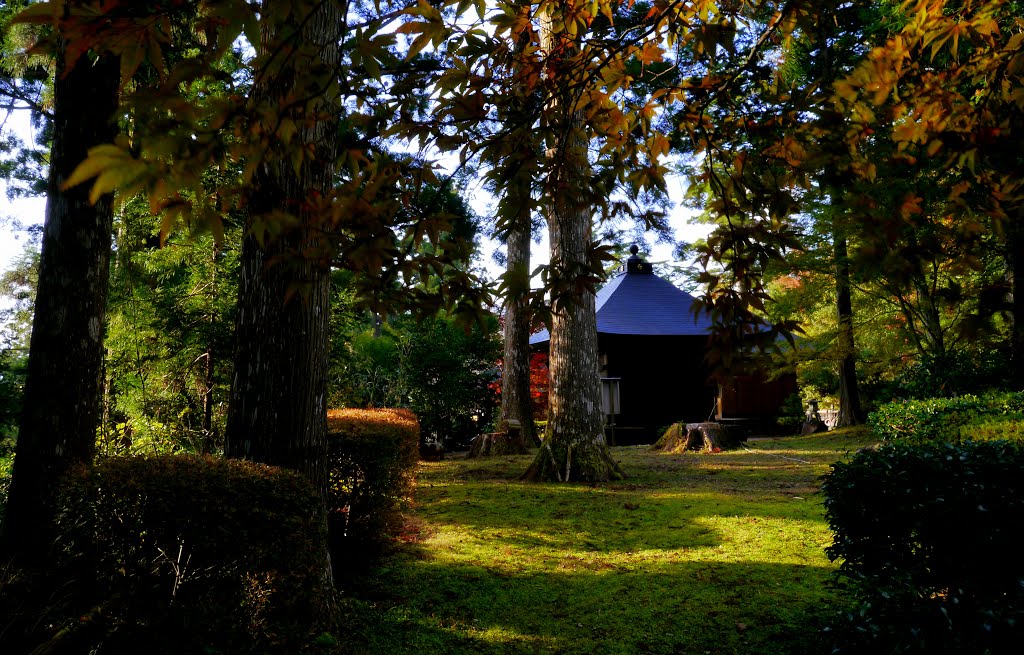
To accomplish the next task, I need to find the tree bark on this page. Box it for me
[814,18,863,427]
[653,422,734,454]
[1,47,120,564]
[523,202,622,481]
[1007,214,1024,388]
[523,15,621,480]
[495,21,538,452]
[499,173,535,452]
[224,0,341,497]
[833,232,863,426]
[201,243,219,453]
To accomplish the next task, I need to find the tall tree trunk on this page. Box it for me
[523,194,621,481]
[201,243,219,453]
[523,9,621,481]
[815,18,863,427]
[499,163,535,452]
[492,19,537,453]
[1007,215,1024,388]
[833,232,863,426]
[1,47,120,564]
[224,0,341,497]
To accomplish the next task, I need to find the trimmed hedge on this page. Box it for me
[327,408,419,563]
[822,441,1024,653]
[54,455,330,654]
[867,392,1024,444]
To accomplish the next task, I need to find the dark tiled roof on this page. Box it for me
[529,267,712,344]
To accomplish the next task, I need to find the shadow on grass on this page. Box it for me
[411,479,821,554]
[344,558,842,655]
[339,434,870,654]
[410,437,868,555]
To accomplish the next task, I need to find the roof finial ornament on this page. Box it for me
[625,244,650,274]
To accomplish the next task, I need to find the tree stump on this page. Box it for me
[467,420,529,457]
[420,442,444,461]
[801,419,828,435]
[653,422,733,454]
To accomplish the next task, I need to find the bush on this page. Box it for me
[53,455,330,654]
[821,441,1024,654]
[866,391,1024,444]
[775,392,806,434]
[968,416,1024,442]
[402,315,501,450]
[889,350,1014,400]
[329,312,502,451]
[327,408,419,565]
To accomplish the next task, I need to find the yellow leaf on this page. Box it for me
[395,21,425,35]
[147,34,166,76]
[1006,32,1024,53]
[9,1,61,25]
[89,162,144,205]
[833,80,858,103]
[120,35,146,82]
[208,215,225,245]
[959,149,976,175]
[61,145,130,191]
[150,178,168,214]
[277,117,297,144]
[929,33,950,62]
[640,40,663,65]
[406,32,432,60]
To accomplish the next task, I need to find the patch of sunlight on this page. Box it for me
[688,515,836,566]
[644,490,742,501]
[460,624,563,651]
[424,523,566,549]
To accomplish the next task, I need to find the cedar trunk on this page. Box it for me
[817,30,863,427]
[834,233,863,426]
[522,195,621,480]
[499,175,535,452]
[523,65,621,481]
[497,18,538,452]
[1009,213,1024,388]
[1,49,120,563]
[202,243,219,453]
[224,0,341,497]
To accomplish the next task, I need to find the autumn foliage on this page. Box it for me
[327,407,420,434]
[490,352,550,422]
[326,408,420,566]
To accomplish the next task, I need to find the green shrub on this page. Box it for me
[54,455,330,654]
[821,441,1024,654]
[889,350,1014,400]
[327,408,419,565]
[968,416,1024,442]
[866,391,1024,444]
[401,315,501,450]
[775,392,806,434]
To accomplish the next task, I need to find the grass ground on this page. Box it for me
[337,428,878,655]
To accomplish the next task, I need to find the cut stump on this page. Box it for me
[467,420,529,457]
[801,419,827,435]
[420,443,444,461]
[653,422,734,454]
